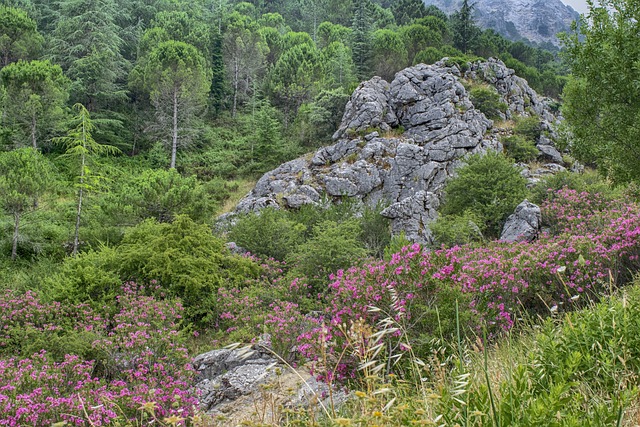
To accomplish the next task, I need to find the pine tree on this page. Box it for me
[0,5,43,68]
[0,59,69,149]
[0,148,52,260]
[142,41,211,169]
[49,0,128,112]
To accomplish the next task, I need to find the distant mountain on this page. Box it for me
[423,0,580,47]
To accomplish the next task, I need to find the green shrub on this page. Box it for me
[502,134,539,163]
[440,151,528,238]
[104,169,218,224]
[359,202,392,259]
[469,86,508,120]
[514,115,542,141]
[228,207,306,261]
[529,169,615,205]
[52,216,262,327]
[287,219,368,289]
[430,210,484,247]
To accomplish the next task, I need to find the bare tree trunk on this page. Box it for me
[171,88,178,169]
[232,57,239,118]
[11,211,20,261]
[73,184,83,257]
[31,112,37,149]
[73,121,87,257]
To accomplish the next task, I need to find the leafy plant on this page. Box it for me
[469,85,507,120]
[502,134,539,163]
[440,151,528,238]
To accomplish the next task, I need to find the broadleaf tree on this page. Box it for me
[561,0,640,183]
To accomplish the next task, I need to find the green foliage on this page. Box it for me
[399,24,442,65]
[52,216,261,326]
[287,219,368,287]
[49,0,127,112]
[0,148,54,260]
[561,0,640,182]
[451,0,481,53]
[0,5,43,67]
[228,207,306,261]
[351,0,373,80]
[469,85,507,120]
[514,115,542,142]
[371,29,408,81]
[54,103,120,256]
[293,88,350,146]
[266,42,325,122]
[390,0,427,26]
[529,169,615,205]
[140,40,211,168]
[106,168,218,224]
[440,151,528,237]
[502,134,539,163]
[431,210,484,247]
[414,46,444,65]
[0,59,69,149]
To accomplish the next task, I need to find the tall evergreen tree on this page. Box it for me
[390,0,427,26]
[0,147,52,260]
[54,104,120,256]
[351,0,373,81]
[451,0,481,53]
[141,41,211,169]
[0,5,43,68]
[49,0,128,112]
[222,12,268,117]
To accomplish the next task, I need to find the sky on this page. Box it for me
[561,0,590,14]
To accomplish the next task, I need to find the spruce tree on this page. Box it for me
[351,0,372,81]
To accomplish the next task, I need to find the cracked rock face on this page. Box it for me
[231,59,562,244]
[500,200,542,243]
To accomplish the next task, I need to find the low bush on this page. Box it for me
[469,86,508,120]
[514,115,542,141]
[51,216,262,327]
[431,210,485,247]
[0,284,197,425]
[440,151,528,238]
[227,207,306,261]
[502,134,539,163]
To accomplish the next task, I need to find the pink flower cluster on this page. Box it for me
[0,283,197,426]
[293,189,640,371]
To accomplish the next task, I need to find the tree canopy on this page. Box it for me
[561,0,640,183]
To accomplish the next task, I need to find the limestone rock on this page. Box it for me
[193,345,277,411]
[228,59,563,244]
[500,200,542,243]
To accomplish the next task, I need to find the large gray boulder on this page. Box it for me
[500,200,542,243]
[193,344,278,411]
[229,59,562,244]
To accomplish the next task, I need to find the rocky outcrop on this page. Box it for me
[500,200,542,242]
[193,342,349,425]
[193,344,278,411]
[231,59,563,244]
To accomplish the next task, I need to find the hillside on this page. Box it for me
[1,0,640,425]
[423,0,580,46]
